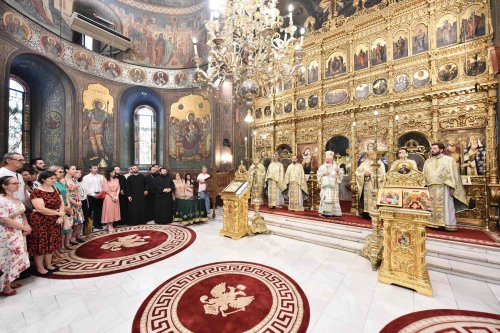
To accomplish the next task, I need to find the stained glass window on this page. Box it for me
[134,105,156,166]
[8,78,25,154]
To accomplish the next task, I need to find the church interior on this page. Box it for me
[0,0,499,332]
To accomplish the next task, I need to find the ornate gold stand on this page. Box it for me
[220,164,251,240]
[378,207,433,297]
[360,152,385,270]
[249,199,270,235]
[305,174,320,211]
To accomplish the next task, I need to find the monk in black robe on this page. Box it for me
[145,165,159,223]
[126,165,147,225]
[152,168,175,224]
[114,166,128,225]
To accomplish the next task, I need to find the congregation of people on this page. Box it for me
[0,152,211,296]
[0,142,466,296]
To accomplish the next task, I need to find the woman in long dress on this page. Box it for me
[61,166,85,244]
[0,176,31,296]
[184,174,194,198]
[28,171,65,275]
[101,169,120,233]
[173,173,187,199]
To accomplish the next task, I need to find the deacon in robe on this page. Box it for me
[145,165,159,223]
[355,152,386,217]
[317,151,344,217]
[390,147,418,173]
[423,142,468,231]
[284,155,308,211]
[265,153,285,208]
[126,165,147,225]
[152,167,175,224]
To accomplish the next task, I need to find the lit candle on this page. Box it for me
[245,136,248,159]
[373,111,379,150]
[394,115,400,144]
[288,4,294,26]
[192,37,198,56]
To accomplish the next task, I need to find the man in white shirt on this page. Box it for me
[82,165,104,230]
[0,152,26,205]
[197,166,211,216]
[124,166,133,179]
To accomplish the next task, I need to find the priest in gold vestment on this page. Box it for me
[390,147,418,173]
[423,143,468,231]
[284,155,308,211]
[317,151,344,217]
[355,152,386,216]
[265,153,285,208]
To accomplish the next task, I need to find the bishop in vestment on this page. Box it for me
[355,152,386,216]
[265,153,285,208]
[284,156,308,211]
[423,143,468,231]
[317,151,344,217]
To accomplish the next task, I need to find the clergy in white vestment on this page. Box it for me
[317,151,344,217]
[265,153,285,208]
[423,142,468,231]
[283,155,308,211]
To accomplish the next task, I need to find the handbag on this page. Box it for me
[63,215,73,230]
[95,191,106,200]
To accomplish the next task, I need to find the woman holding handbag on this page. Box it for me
[48,166,71,256]
[101,169,120,233]
[62,166,85,245]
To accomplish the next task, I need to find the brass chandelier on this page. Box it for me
[193,0,305,112]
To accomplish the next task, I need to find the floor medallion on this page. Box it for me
[133,261,310,333]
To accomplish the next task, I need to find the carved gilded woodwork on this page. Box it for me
[250,0,497,230]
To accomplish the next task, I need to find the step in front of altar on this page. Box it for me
[241,209,500,285]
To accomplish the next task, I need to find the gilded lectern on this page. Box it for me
[376,162,433,297]
[220,163,251,240]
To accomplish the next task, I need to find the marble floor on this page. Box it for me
[1,220,500,333]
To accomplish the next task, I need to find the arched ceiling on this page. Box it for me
[5,0,208,69]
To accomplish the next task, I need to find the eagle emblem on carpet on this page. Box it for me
[100,234,151,251]
[44,225,195,279]
[133,261,310,333]
[200,283,254,317]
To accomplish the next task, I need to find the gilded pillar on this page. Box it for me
[388,104,395,165]
[431,98,439,142]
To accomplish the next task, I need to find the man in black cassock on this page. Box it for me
[114,166,128,225]
[145,164,159,223]
[126,165,147,225]
[152,167,175,224]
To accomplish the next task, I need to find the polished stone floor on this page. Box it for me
[1,220,499,333]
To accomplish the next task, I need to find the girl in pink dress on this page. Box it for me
[101,169,120,232]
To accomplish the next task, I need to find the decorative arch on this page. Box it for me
[397,131,431,171]
[118,86,165,167]
[7,53,76,166]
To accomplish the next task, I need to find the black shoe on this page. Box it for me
[77,238,85,243]
[70,241,79,246]
[47,267,59,273]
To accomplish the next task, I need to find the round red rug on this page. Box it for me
[380,309,500,333]
[48,225,195,279]
[133,261,310,333]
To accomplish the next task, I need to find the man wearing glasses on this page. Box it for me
[0,152,26,205]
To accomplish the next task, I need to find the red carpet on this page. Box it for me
[256,201,500,248]
[380,309,500,332]
[48,225,195,279]
[133,261,310,333]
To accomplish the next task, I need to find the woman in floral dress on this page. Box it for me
[28,171,65,275]
[0,176,31,296]
[62,166,85,245]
